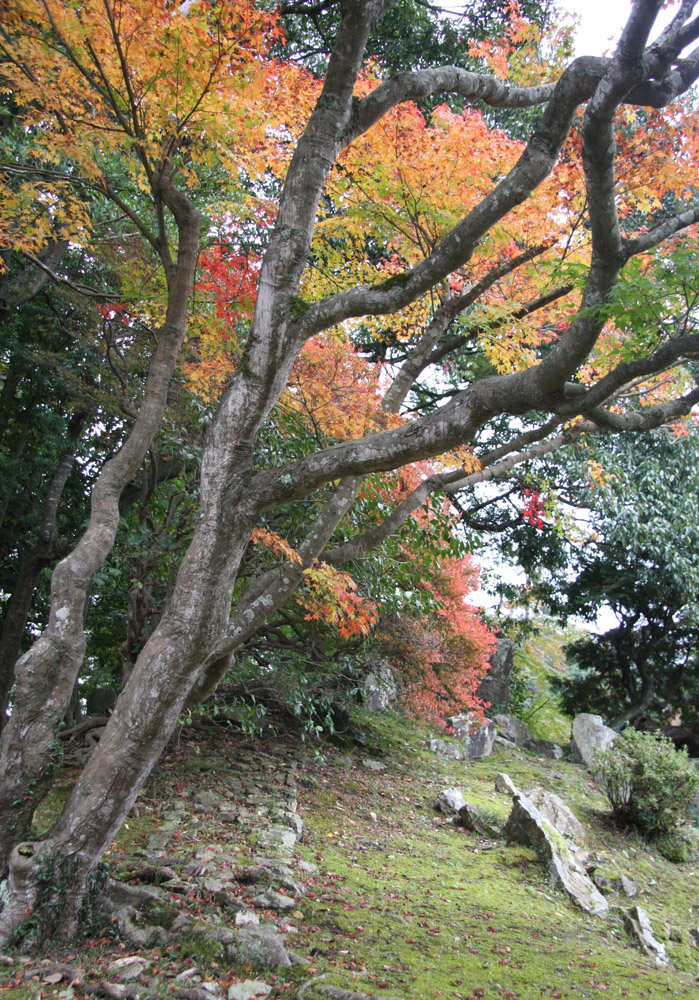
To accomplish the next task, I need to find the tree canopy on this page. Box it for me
[3,0,699,942]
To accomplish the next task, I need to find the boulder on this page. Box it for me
[457,803,502,838]
[255,826,297,858]
[234,925,294,969]
[570,714,616,768]
[524,787,586,847]
[525,738,564,760]
[228,982,272,1000]
[359,658,400,712]
[623,906,669,965]
[447,714,497,760]
[85,686,118,716]
[435,787,466,815]
[252,890,297,911]
[495,773,518,796]
[504,794,608,917]
[494,714,532,746]
[429,739,464,761]
[477,637,515,709]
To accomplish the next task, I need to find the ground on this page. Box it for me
[1,699,698,1000]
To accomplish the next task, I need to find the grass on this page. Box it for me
[2,676,699,1000]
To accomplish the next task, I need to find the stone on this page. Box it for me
[256,826,297,857]
[146,832,170,854]
[227,981,272,1000]
[86,686,118,716]
[619,875,637,898]
[108,956,149,982]
[493,714,532,746]
[457,803,502,839]
[495,773,518,796]
[570,714,616,769]
[434,788,466,815]
[297,860,318,875]
[252,889,297,911]
[504,794,608,917]
[235,910,260,927]
[362,758,388,771]
[359,658,401,712]
[476,636,515,709]
[623,906,669,965]
[448,714,496,761]
[524,787,586,847]
[429,739,463,761]
[689,927,699,947]
[234,925,294,969]
[193,789,219,812]
[525,739,564,760]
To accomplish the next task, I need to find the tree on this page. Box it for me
[548,430,699,731]
[3,0,699,942]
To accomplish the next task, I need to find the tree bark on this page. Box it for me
[0,174,201,877]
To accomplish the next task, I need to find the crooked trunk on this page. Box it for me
[0,193,201,876]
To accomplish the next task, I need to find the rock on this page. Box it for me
[524,739,564,760]
[493,714,532,746]
[477,636,515,709]
[524,787,586,847]
[429,739,463,760]
[193,789,220,812]
[570,714,616,768]
[252,890,297,911]
[619,875,637,898]
[256,826,297,857]
[495,773,518,796]
[434,788,466,815]
[457,803,502,838]
[504,794,608,917]
[362,758,388,771]
[359,658,400,712]
[623,906,669,965]
[108,956,149,982]
[227,981,272,1000]
[297,860,318,875]
[146,832,170,854]
[689,927,699,947]
[234,925,294,969]
[448,714,496,760]
[234,910,260,927]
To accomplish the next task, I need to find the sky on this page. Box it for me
[561,0,676,56]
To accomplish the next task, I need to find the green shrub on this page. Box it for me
[595,728,699,836]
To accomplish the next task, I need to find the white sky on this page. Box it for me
[560,0,676,56]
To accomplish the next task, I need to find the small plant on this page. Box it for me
[595,728,699,837]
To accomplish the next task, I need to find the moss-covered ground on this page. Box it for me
[2,705,698,1000]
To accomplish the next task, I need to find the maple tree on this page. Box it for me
[3,0,699,942]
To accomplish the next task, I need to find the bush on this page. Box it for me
[595,728,699,836]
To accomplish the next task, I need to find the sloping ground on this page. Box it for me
[2,712,698,1000]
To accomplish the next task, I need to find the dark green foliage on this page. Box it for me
[595,729,699,837]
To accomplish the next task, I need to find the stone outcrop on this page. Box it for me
[524,786,586,847]
[476,636,515,709]
[570,714,616,768]
[448,714,497,760]
[504,793,608,917]
[434,787,466,815]
[493,714,532,746]
[456,803,502,839]
[622,906,669,966]
[359,658,400,712]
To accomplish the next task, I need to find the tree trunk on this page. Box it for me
[0,414,84,726]
[0,179,201,876]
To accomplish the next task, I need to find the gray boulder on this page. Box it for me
[504,794,608,917]
[228,982,272,1000]
[570,714,616,768]
[457,803,502,838]
[494,714,532,746]
[477,637,515,708]
[447,714,497,760]
[623,906,669,966]
[360,658,400,712]
[234,925,294,969]
[524,786,586,847]
[525,738,564,760]
[495,773,518,796]
[429,739,464,761]
[435,787,466,815]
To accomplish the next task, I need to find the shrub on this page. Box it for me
[595,728,699,836]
